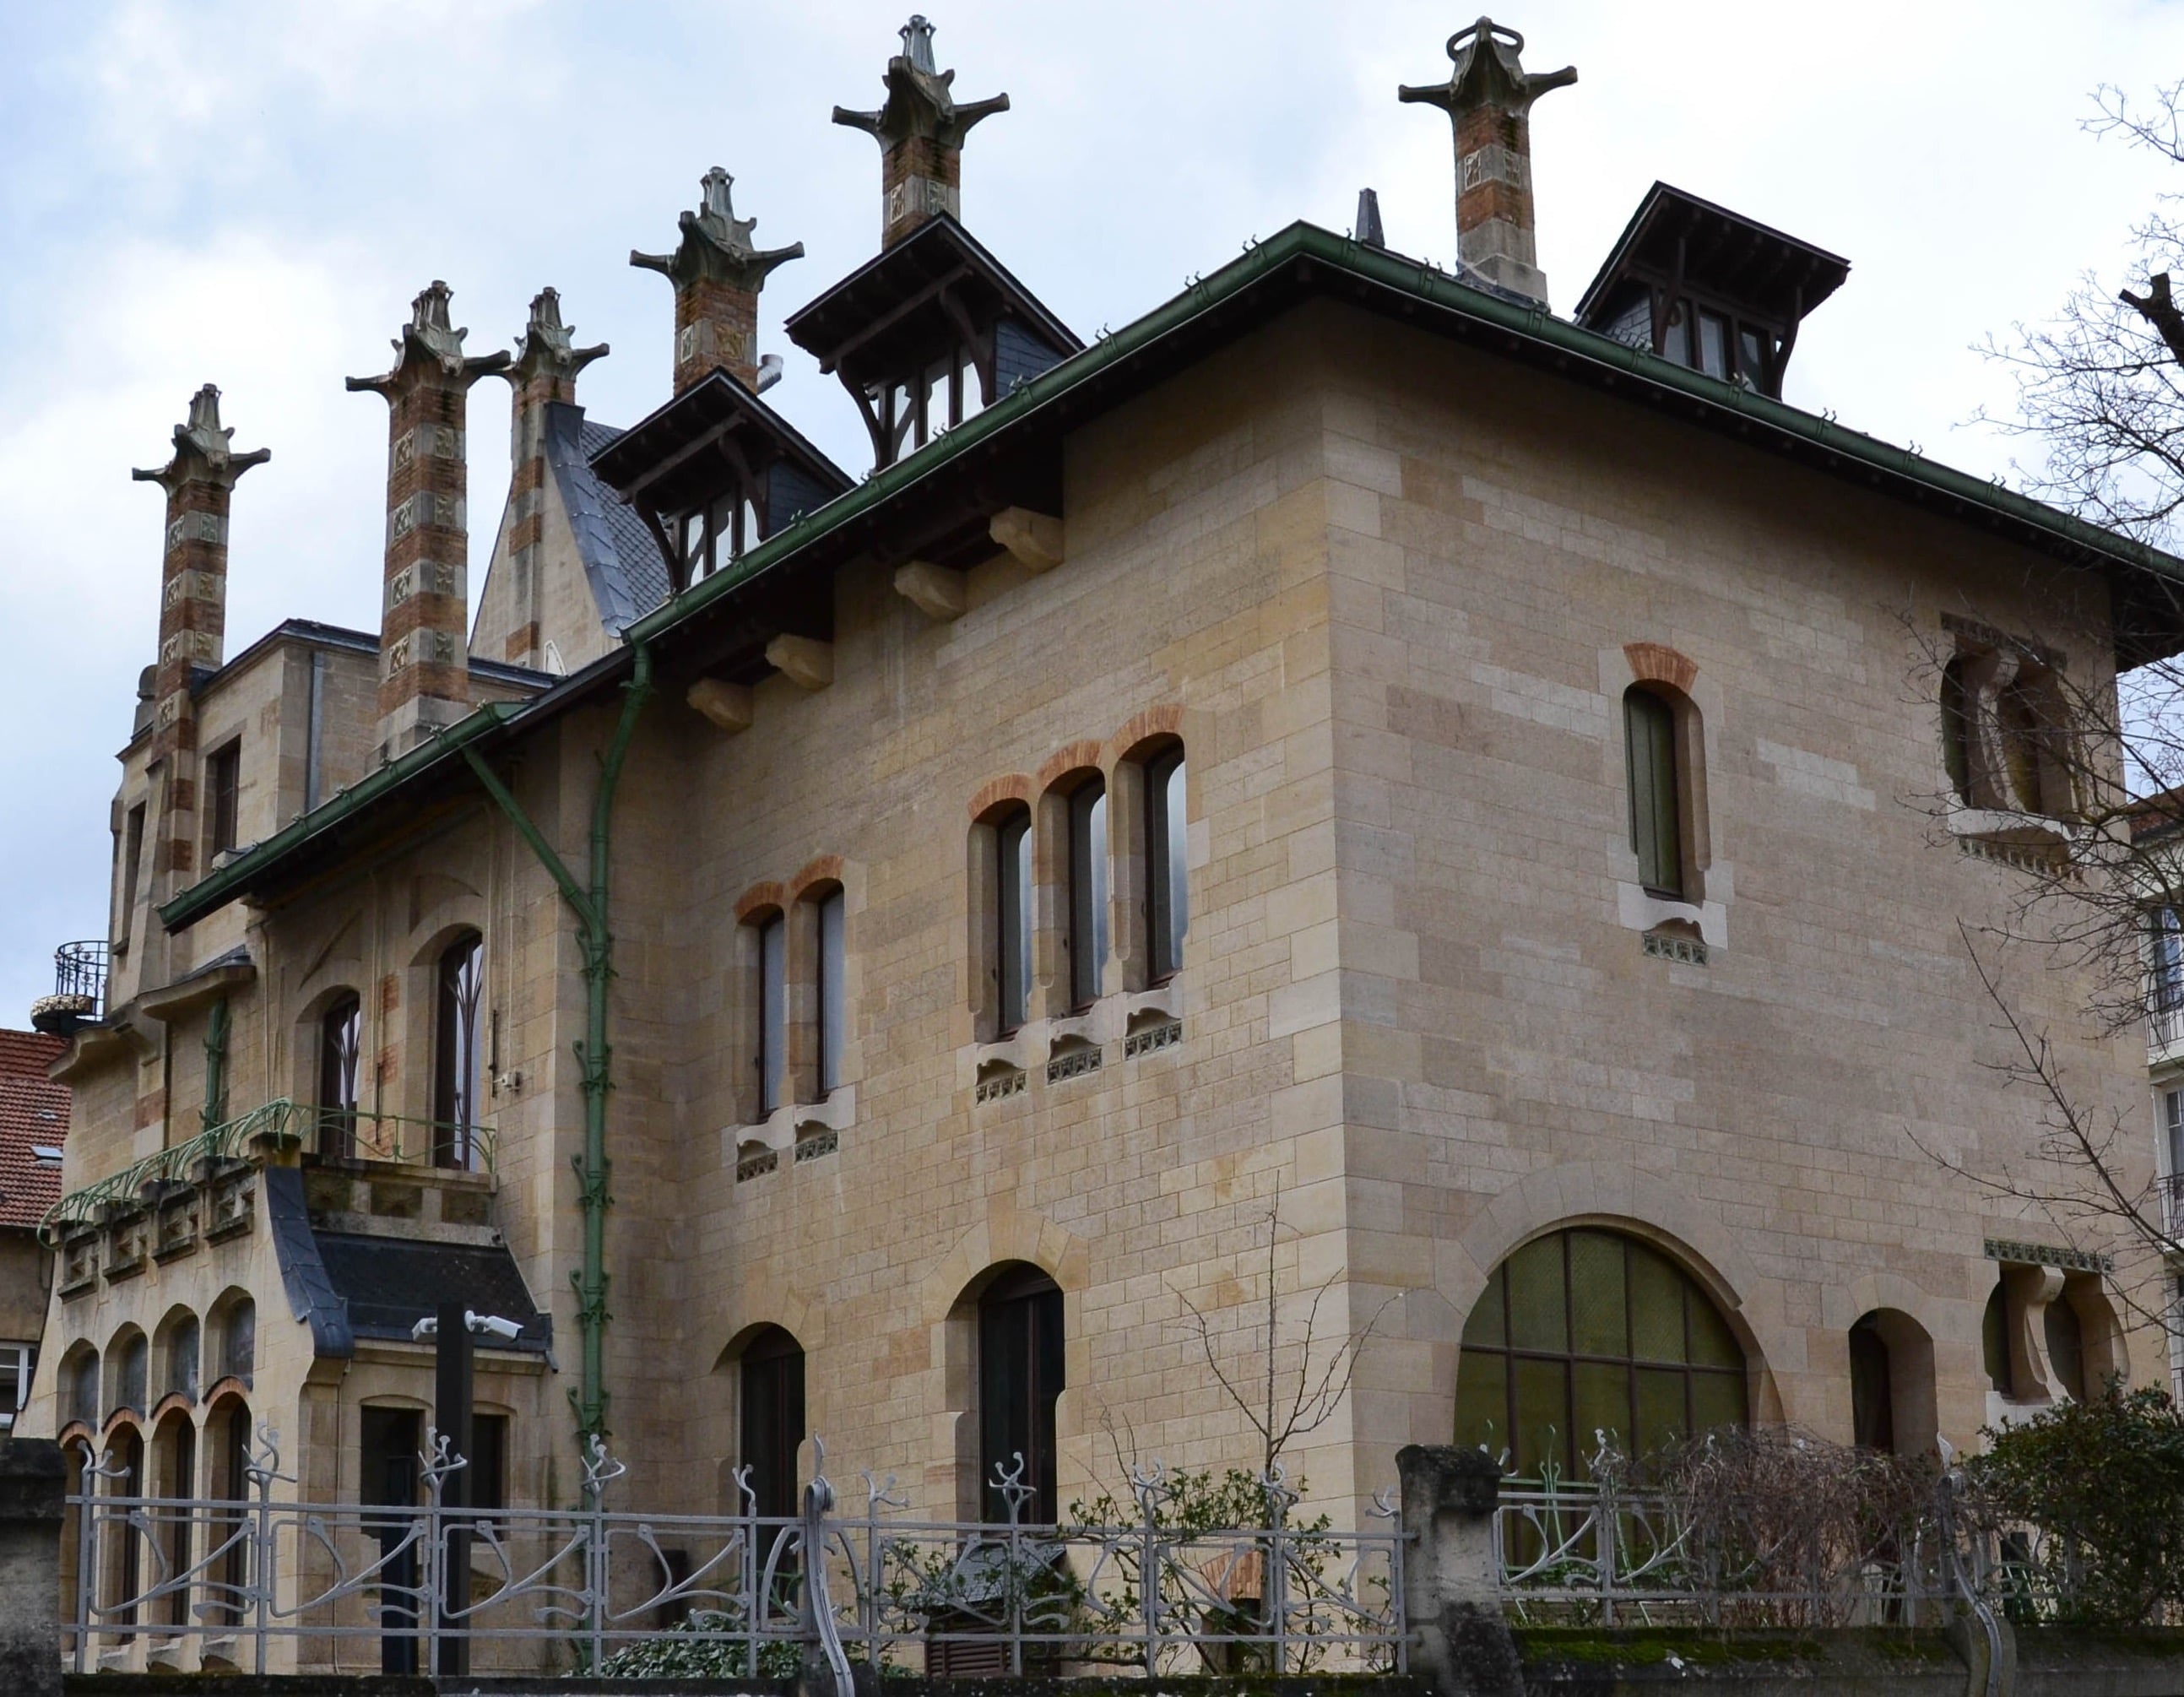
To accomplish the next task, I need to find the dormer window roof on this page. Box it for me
[588,370,852,596]
[783,213,1081,470]
[1574,182,1848,398]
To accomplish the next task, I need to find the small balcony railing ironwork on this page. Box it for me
[31,941,108,1036]
[40,1098,495,1246]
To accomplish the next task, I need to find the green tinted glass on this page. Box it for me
[1569,1232,1629,1358]
[1628,1244,1687,1363]
[1454,1348,1508,1455]
[1462,1267,1506,1347]
[1513,1357,1569,1478]
[1690,1369,1748,1436]
[1572,1360,1630,1472]
[1507,1237,1568,1353]
[1687,1288,1741,1368]
[1634,1366,1688,1460]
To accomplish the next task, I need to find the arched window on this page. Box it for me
[65,1348,100,1429]
[803,886,847,1099]
[2045,1296,2086,1400]
[433,934,485,1169]
[1940,655,1974,804]
[1455,1228,1746,1478]
[1065,778,1109,1008]
[1849,1314,1894,1451]
[1982,1277,2014,1397]
[978,1266,1065,1524]
[739,1327,806,1524]
[154,1411,196,1627]
[164,1315,199,1404]
[218,1299,255,1389]
[993,807,1032,1035]
[317,993,362,1160]
[1623,686,1687,899]
[109,1331,148,1421]
[207,1397,252,1627]
[1143,745,1188,982]
[747,910,787,1118]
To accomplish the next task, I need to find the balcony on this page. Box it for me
[30,941,107,1037]
[2164,1172,2184,1238]
[41,1098,496,1251]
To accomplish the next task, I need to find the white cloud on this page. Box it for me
[3,0,2182,1018]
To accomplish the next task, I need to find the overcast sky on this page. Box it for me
[3,0,2181,1023]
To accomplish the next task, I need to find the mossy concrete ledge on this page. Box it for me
[1517,1624,2184,1696]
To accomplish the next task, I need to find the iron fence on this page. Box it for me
[64,1426,1407,1680]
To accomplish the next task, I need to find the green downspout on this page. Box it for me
[461,642,654,1456]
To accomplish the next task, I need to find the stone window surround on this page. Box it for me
[1606,642,1730,952]
[1937,614,2078,832]
[728,856,860,1137]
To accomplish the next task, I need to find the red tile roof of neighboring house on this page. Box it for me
[0,1030,68,1231]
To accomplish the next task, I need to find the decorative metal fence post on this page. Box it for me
[580,1434,623,1672]
[1260,1464,1294,1673]
[1130,1463,1165,1679]
[245,1422,281,1676]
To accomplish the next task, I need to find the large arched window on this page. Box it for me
[317,993,362,1159]
[739,1327,806,1523]
[433,933,485,1169]
[1455,1228,1747,1478]
[978,1266,1065,1525]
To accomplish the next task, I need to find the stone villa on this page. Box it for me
[24,14,2182,1652]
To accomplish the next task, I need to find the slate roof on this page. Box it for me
[0,1030,68,1231]
[544,404,674,636]
[311,1231,552,1349]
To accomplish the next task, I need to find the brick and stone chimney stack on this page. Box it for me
[631,169,802,395]
[1400,17,1575,306]
[834,14,1009,249]
[498,289,605,665]
[347,281,508,760]
[131,385,268,892]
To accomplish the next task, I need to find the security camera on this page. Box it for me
[466,1312,523,1342]
[411,1316,440,1342]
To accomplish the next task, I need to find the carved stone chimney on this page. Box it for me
[834,14,1008,248]
[496,288,606,669]
[631,169,801,395]
[131,385,267,891]
[346,282,508,760]
[1401,17,1575,305]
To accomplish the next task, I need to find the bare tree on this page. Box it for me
[1897,82,2184,1354]
[1163,1186,1396,1479]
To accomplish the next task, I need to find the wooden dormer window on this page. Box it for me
[675,485,764,584]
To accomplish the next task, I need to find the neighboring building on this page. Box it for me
[24,14,2184,1670]
[0,1030,68,1430]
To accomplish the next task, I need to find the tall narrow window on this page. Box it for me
[118,803,145,946]
[1848,1315,1894,1451]
[210,1401,250,1626]
[219,1299,254,1389]
[434,934,484,1169]
[996,810,1032,1035]
[111,1332,148,1419]
[67,1351,99,1428]
[2165,1089,2184,1228]
[2152,909,2184,1048]
[1623,686,1683,899]
[1940,656,1974,803]
[740,1328,807,1524]
[0,1343,33,1430]
[158,1417,195,1625]
[757,913,787,1116]
[817,889,846,1096]
[469,1413,508,1512]
[1068,779,1108,1008]
[2044,1298,2086,1399]
[978,1267,1065,1526]
[165,1318,199,1403]
[317,995,361,1159]
[1145,748,1188,981]
[204,739,241,859]
[1982,1278,2014,1396]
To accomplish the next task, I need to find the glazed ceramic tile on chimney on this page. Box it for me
[347,282,509,762]
[631,169,802,395]
[834,15,1008,250]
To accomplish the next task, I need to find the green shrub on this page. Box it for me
[1967,1385,2184,1626]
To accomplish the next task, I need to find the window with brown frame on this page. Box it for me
[978,1266,1065,1525]
[204,739,241,859]
[1623,686,1687,900]
[317,994,361,1159]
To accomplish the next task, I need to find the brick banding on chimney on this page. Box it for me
[347,282,509,762]
[833,14,1009,250]
[131,386,268,895]
[631,170,802,395]
[1400,17,1575,306]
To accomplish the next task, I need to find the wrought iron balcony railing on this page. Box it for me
[30,940,108,1036]
[40,1098,496,1245]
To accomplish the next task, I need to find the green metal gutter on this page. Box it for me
[460,642,655,1452]
[161,219,2184,935]
[161,700,520,930]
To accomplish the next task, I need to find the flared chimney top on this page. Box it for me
[631,169,803,393]
[131,384,269,493]
[1401,17,1575,306]
[834,14,1009,248]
